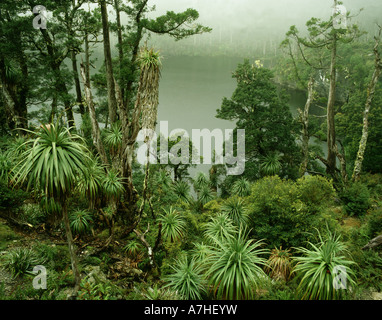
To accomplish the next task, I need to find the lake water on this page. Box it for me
[156,55,315,176]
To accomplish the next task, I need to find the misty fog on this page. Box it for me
[143,0,382,57]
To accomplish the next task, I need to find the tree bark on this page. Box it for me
[352,31,382,182]
[326,32,338,178]
[62,201,81,299]
[299,77,315,177]
[71,50,85,116]
[80,63,109,166]
[134,224,155,268]
[114,0,125,101]
[100,0,118,126]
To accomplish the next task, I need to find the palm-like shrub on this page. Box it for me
[191,242,210,267]
[260,153,282,176]
[155,169,172,190]
[158,207,186,242]
[231,177,251,197]
[124,239,143,258]
[193,172,210,190]
[221,196,249,227]
[103,121,122,155]
[203,213,237,244]
[292,230,356,300]
[2,247,42,278]
[102,169,124,203]
[205,229,269,300]
[164,255,206,300]
[197,185,215,207]
[69,210,93,235]
[76,156,105,209]
[265,247,292,282]
[172,180,191,203]
[12,123,89,297]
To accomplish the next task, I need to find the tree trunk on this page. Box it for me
[326,33,338,178]
[134,224,155,268]
[352,32,382,182]
[80,63,109,166]
[62,201,81,299]
[100,0,118,125]
[114,0,125,101]
[71,50,85,116]
[299,77,315,177]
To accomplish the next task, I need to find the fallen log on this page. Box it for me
[362,235,382,250]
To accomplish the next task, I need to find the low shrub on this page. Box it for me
[340,182,371,216]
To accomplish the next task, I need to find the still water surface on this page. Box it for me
[156,55,313,176]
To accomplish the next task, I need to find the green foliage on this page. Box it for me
[18,203,46,226]
[0,221,19,250]
[0,182,28,211]
[231,177,251,197]
[102,169,125,201]
[205,228,269,300]
[260,153,282,177]
[265,247,292,282]
[171,180,191,203]
[190,242,210,267]
[353,249,382,292]
[296,175,336,209]
[196,184,215,207]
[69,209,93,235]
[158,207,187,242]
[1,247,42,278]
[163,255,206,300]
[216,60,300,180]
[103,121,122,154]
[33,243,70,272]
[292,230,356,300]
[365,207,382,238]
[221,196,249,227]
[12,124,90,202]
[78,275,122,300]
[203,213,237,244]
[0,150,13,184]
[123,239,143,258]
[132,283,183,300]
[247,176,339,249]
[76,156,105,208]
[337,88,382,174]
[340,182,371,216]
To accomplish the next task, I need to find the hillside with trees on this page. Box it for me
[0,0,382,303]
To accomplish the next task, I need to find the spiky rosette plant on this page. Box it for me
[221,196,249,227]
[265,246,293,282]
[205,228,269,300]
[12,123,90,299]
[76,156,105,210]
[231,177,251,197]
[203,213,237,244]
[158,207,187,242]
[103,121,122,156]
[164,255,206,300]
[292,229,356,300]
